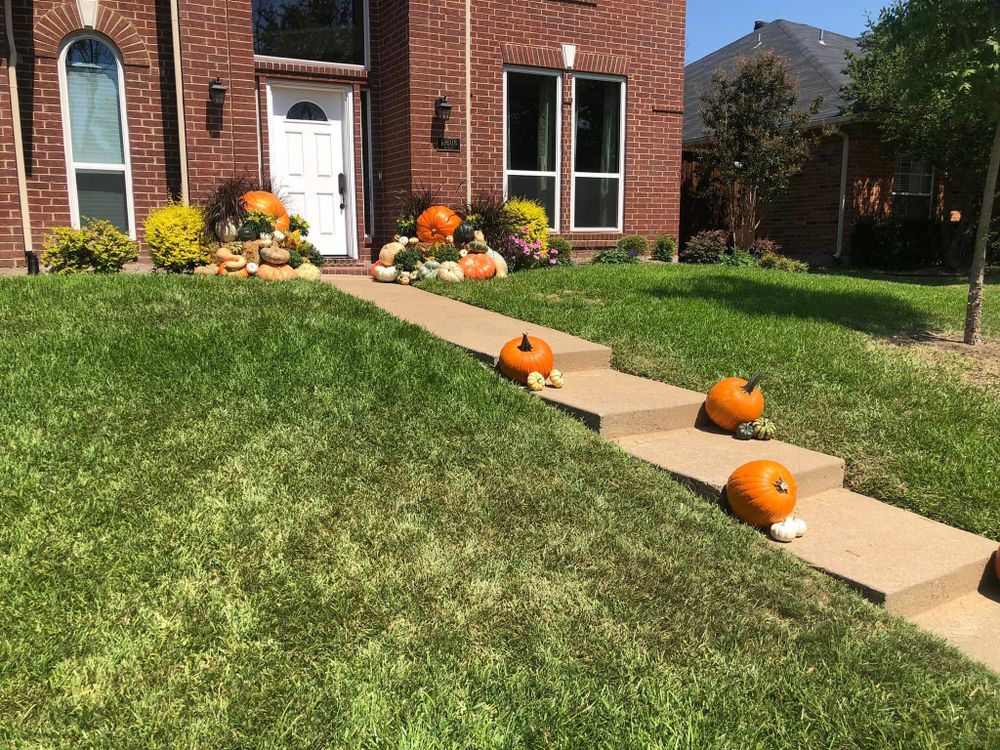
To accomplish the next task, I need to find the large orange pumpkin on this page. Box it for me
[242,190,290,232]
[705,373,765,432]
[458,253,496,280]
[726,460,797,527]
[498,333,554,384]
[416,205,462,243]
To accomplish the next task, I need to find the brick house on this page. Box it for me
[681,19,975,262]
[0,0,686,270]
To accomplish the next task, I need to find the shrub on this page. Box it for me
[759,251,809,273]
[431,244,461,264]
[462,192,516,264]
[548,236,574,266]
[286,246,304,269]
[851,219,944,270]
[653,234,677,261]
[242,210,274,238]
[680,230,728,264]
[749,237,782,259]
[145,203,210,273]
[288,214,310,236]
[592,246,637,264]
[505,198,549,251]
[395,215,417,237]
[394,248,423,272]
[617,234,650,259]
[719,248,757,267]
[204,174,278,238]
[297,240,322,267]
[41,220,137,274]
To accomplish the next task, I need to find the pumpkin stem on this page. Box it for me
[518,333,533,353]
[774,478,789,494]
[743,372,765,395]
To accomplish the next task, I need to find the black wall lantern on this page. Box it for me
[209,77,228,107]
[435,96,453,123]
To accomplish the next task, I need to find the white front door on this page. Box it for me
[268,83,356,257]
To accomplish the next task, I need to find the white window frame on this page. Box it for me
[58,34,136,239]
[252,0,370,70]
[571,73,626,233]
[503,66,561,232]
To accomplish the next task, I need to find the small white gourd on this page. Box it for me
[527,371,546,392]
[272,230,286,243]
[398,271,412,286]
[246,262,259,275]
[770,518,798,543]
[549,369,565,389]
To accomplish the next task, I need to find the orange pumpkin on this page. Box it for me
[726,460,797,527]
[458,253,496,280]
[498,333,554,384]
[242,190,289,232]
[416,205,462,244]
[705,373,765,432]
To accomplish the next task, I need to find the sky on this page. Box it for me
[685,1,892,63]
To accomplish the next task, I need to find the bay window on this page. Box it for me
[504,69,560,230]
[252,0,368,66]
[60,37,133,235]
[572,75,625,232]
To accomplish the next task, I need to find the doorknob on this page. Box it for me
[338,173,346,210]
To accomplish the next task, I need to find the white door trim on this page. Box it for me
[266,80,358,259]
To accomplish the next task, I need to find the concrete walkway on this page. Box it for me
[327,275,1000,672]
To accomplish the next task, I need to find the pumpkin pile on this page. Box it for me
[370,205,509,285]
[194,191,321,281]
[726,460,807,543]
[498,333,564,391]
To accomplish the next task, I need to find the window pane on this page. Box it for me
[575,78,621,174]
[77,171,129,233]
[287,101,327,120]
[66,39,124,165]
[507,175,556,229]
[574,176,619,229]
[253,0,366,65]
[506,72,557,172]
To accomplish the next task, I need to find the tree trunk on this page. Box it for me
[964,112,1000,345]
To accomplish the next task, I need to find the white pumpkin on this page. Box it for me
[486,249,508,278]
[272,230,286,244]
[437,261,464,283]
[373,264,399,283]
[246,262,259,275]
[379,241,405,267]
[770,516,805,543]
[214,221,238,243]
[419,260,441,280]
[296,263,322,281]
[397,236,410,246]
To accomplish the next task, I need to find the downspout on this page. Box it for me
[834,128,850,259]
[4,0,33,255]
[464,0,471,204]
[169,0,189,202]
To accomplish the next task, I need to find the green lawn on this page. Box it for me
[425,265,1000,541]
[1,276,999,748]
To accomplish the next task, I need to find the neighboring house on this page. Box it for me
[0,0,686,270]
[681,19,973,261]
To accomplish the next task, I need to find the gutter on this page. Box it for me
[169,0,189,201]
[834,128,850,259]
[4,0,32,255]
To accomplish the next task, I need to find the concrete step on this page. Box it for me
[786,488,1000,617]
[910,589,1000,672]
[537,369,706,438]
[615,427,846,499]
[326,276,612,372]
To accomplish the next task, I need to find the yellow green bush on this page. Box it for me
[505,198,549,253]
[145,203,210,273]
[41,221,137,274]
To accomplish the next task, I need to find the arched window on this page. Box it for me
[60,36,133,235]
[287,101,328,121]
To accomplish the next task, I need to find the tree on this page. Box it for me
[846,0,1000,345]
[697,51,821,249]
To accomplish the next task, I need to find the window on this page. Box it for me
[287,101,327,121]
[892,155,934,220]
[60,37,133,235]
[572,75,625,231]
[504,69,560,230]
[252,0,367,66]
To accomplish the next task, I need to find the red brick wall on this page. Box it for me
[0,10,25,267]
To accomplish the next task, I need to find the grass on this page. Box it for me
[1,275,999,748]
[425,265,1000,541]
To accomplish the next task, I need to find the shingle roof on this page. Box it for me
[683,19,860,144]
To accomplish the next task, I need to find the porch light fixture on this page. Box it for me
[435,96,453,123]
[209,77,228,107]
[561,43,577,71]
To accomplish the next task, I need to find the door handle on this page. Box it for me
[338,173,346,210]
